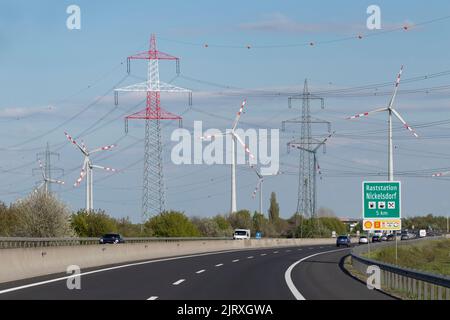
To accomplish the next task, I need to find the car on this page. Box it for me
[387,234,396,241]
[233,229,251,240]
[336,235,351,247]
[358,236,369,244]
[401,233,416,241]
[372,235,381,242]
[99,233,125,244]
[381,235,388,241]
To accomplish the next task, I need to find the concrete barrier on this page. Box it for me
[0,238,335,283]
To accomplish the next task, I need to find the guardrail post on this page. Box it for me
[446,288,449,300]
[418,281,422,300]
[438,286,442,300]
[424,282,428,300]
[412,279,417,299]
[430,284,435,300]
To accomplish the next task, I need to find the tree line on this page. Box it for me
[1,190,446,238]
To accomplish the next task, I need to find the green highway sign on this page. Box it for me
[362,181,401,219]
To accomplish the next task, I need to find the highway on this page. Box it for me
[0,244,393,300]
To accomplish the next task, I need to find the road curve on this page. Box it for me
[0,244,393,300]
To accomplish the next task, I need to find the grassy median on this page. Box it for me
[363,239,450,276]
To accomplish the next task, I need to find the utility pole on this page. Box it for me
[33,142,64,194]
[115,34,192,224]
[282,79,330,236]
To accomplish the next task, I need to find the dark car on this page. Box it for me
[336,235,351,247]
[372,235,381,242]
[387,234,396,241]
[99,233,125,244]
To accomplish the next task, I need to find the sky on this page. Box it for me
[1,0,450,222]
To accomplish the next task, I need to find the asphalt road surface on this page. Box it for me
[0,244,393,300]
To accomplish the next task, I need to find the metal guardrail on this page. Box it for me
[350,236,450,300]
[0,237,232,249]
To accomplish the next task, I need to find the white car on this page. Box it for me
[358,236,369,244]
[233,229,250,240]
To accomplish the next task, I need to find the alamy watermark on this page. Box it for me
[170,121,280,175]
[366,265,381,290]
[367,5,381,30]
[66,5,81,30]
[66,265,81,290]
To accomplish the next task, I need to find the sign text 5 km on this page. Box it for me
[363,181,401,219]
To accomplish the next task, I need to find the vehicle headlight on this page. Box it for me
[100,239,103,243]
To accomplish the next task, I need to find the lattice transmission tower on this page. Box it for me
[32,142,64,194]
[282,79,331,223]
[115,34,192,223]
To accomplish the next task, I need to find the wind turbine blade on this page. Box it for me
[74,169,87,187]
[65,132,88,155]
[231,100,247,131]
[252,179,262,199]
[346,107,388,120]
[90,144,117,154]
[391,108,419,138]
[233,133,255,159]
[388,65,404,109]
[313,131,335,152]
[432,171,450,177]
[48,179,65,185]
[91,165,117,172]
[200,132,227,140]
[37,159,46,179]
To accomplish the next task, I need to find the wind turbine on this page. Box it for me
[35,159,65,194]
[250,166,281,215]
[288,132,333,216]
[201,100,255,213]
[347,66,419,181]
[65,132,117,212]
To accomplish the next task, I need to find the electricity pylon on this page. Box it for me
[32,142,64,194]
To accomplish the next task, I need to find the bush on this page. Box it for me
[12,191,74,237]
[71,209,117,237]
[145,211,200,237]
[191,217,232,237]
[0,202,19,236]
[227,210,252,230]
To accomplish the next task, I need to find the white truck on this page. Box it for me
[233,229,251,240]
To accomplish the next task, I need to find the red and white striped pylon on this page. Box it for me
[64,132,117,212]
[201,100,255,213]
[346,66,419,181]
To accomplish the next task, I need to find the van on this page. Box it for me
[233,229,251,240]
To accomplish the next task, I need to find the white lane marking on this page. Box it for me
[215,263,224,267]
[196,269,206,274]
[308,247,314,250]
[273,251,279,254]
[260,253,267,256]
[284,248,350,300]
[173,279,185,286]
[232,259,239,263]
[147,296,159,300]
[297,248,302,251]
[286,250,291,252]
[247,256,254,259]
[320,247,324,249]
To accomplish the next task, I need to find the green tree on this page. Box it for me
[0,202,19,236]
[116,217,142,237]
[13,191,74,237]
[268,192,280,224]
[191,217,232,237]
[227,210,252,230]
[145,211,200,237]
[71,209,117,237]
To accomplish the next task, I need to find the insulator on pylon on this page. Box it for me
[188,92,193,106]
[124,119,129,134]
[127,58,131,74]
[327,123,331,133]
[176,59,180,75]
[321,99,325,109]
[288,97,292,109]
[114,91,119,106]
[178,119,183,128]
[281,121,286,132]
[287,143,291,154]
[323,144,327,154]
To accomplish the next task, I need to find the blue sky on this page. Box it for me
[1,1,450,221]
